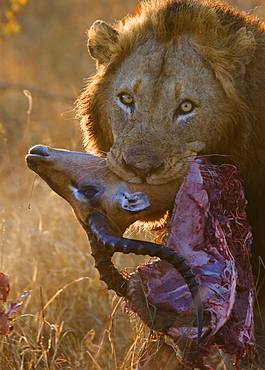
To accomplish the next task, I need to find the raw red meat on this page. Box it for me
[133,158,258,367]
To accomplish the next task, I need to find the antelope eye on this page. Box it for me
[119,93,134,106]
[177,101,194,115]
[84,189,97,198]
[79,185,98,199]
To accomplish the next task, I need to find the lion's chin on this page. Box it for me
[107,142,205,185]
[107,147,204,185]
[106,156,191,185]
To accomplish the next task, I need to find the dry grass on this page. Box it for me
[0,1,146,368]
[1,0,265,369]
[0,108,146,369]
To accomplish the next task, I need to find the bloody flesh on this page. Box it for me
[132,158,258,366]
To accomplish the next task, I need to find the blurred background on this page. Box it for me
[1,0,265,368]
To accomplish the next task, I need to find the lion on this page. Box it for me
[75,0,265,365]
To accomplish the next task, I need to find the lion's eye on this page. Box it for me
[177,101,194,115]
[119,93,134,106]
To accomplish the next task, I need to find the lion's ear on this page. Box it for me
[202,27,256,96]
[230,27,256,79]
[88,20,119,66]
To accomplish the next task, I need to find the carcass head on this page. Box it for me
[26,145,179,233]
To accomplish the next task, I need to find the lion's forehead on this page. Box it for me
[113,38,216,102]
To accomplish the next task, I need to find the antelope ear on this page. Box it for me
[116,190,150,212]
[88,20,119,66]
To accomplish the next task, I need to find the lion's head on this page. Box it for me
[76,0,259,185]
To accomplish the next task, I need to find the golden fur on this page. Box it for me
[76,2,265,363]
[76,0,265,274]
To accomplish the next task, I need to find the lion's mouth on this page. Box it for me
[108,156,176,185]
[107,150,198,185]
[121,158,167,183]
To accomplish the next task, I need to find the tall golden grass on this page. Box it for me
[1,0,265,369]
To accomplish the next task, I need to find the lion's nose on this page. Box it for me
[123,156,164,181]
